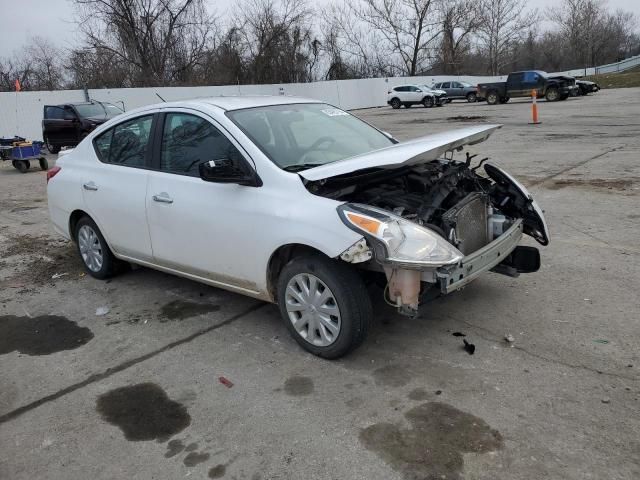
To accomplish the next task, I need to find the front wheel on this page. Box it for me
[39,157,49,171]
[45,138,61,154]
[422,96,434,108]
[545,87,559,102]
[277,254,372,359]
[466,92,477,102]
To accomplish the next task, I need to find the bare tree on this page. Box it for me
[343,0,442,76]
[437,0,479,74]
[0,37,65,91]
[236,0,317,83]
[73,0,216,86]
[476,0,538,75]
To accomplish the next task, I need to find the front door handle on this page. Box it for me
[83,182,98,191]
[152,193,174,204]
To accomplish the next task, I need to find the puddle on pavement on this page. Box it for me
[0,315,93,355]
[284,375,314,396]
[160,300,220,321]
[407,388,430,401]
[165,439,186,458]
[372,364,413,387]
[183,451,210,467]
[360,402,503,480]
[209,464,226,478]
[96,383,191,441]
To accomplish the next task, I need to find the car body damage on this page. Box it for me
[302,126,549,316]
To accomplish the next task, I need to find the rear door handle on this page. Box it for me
[83,182,98,191]
[152,193,173,204]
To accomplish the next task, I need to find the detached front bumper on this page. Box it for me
[436,219,523,294]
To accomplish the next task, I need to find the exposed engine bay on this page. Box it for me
[305,153,548,316]
[306,154,547,255]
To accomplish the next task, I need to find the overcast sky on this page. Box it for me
[2,0,639,57]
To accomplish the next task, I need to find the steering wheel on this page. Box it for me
[306,136,335,152]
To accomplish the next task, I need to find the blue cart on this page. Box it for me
[0,142,48,173]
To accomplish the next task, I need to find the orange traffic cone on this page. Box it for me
[529,89,541,124]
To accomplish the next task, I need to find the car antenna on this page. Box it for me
[156,93,166,102]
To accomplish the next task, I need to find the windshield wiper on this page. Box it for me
[282,163,325,172]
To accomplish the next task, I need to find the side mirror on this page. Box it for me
[199,157,262,187]
[416,89,423,93]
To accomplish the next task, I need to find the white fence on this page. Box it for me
[0,74,506,141]
[2,52,638,141]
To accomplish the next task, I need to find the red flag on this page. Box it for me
[15,79,21,92]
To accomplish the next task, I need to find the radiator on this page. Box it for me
[442,193,490,255]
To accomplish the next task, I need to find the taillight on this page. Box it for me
[47,166,61,183]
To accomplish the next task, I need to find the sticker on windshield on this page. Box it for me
[321,108,349,117]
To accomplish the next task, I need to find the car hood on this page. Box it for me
[299,124,502,182]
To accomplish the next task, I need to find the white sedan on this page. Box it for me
[47,96,549,358]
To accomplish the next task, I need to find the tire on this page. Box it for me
[45,137,61,154]
[277,254,372,359]
[466,92,477,102]
[12,160,28,173]
[545,87,559,102]
[486,91,499,105]
[390,98,401,109]
[500,96,510,104]
[39,157,49,171]
[422,96,434,108]
[74,216,119,280]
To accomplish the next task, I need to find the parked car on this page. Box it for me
[47,97,548,359]
[478,71,576,104]
[432,81,481,102]
[387,84,449,109]
[575,79,600,95]
[42,101,123,154]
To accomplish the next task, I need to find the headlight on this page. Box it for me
[337,204,463,267]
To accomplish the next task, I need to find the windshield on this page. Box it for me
[102,103,124,118]
[421,85,436,91]
[75,103,108,118]
[460,82,473,87]
[227,103,393,170]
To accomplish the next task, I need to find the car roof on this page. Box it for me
[159,95,324,112]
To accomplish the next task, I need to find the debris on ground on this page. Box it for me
[452,332,466,337]
[593,339,609,344]
[218,376,234,388]
[463,339,475,355]
[601,397,611,404]
[435,390,442,395]
[505,333,515,343]
[96,306,110,316]
[51,272,68,279]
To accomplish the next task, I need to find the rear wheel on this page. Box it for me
[74,216,119,279]
[277,254,372,359]
[486,91,499,105]
[390,98,401,109]
[422,96,434,108]
[466,92,477,102]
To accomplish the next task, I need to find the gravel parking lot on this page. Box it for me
[1,89,639,480]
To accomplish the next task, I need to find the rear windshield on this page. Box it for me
[226,103,393,171]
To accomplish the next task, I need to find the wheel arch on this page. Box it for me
[266,243,332,302]
[68,209,117,254]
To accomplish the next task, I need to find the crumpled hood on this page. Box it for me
[299,124,502,182]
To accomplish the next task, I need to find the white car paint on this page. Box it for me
[46,96,512,303]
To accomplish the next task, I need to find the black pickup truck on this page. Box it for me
[478,71,577,105]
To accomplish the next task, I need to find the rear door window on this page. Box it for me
[442,82,451,89]
[93,115,153,167]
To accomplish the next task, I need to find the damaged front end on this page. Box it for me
[302,126,549,317]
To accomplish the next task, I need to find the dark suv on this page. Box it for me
[42,101,123,153]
